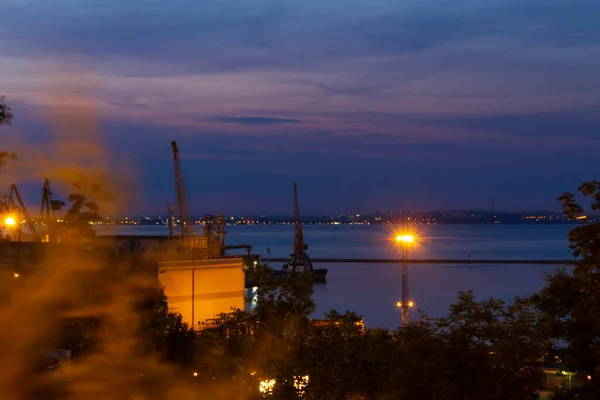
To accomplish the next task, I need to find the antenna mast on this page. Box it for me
[41,178,53,222]
[41,179,56,242]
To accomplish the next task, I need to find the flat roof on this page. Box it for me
[158,258,244,271]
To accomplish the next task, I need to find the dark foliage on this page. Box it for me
[200,264,546,399]
[532,180,600,399]
[0,95,17,168]
[61,180,102,239]
[0,95,13,126]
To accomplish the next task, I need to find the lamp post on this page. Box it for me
[396,234,414,326]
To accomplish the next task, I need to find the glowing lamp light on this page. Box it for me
[294,375,309,393]
[5,217,15,226]
[13,272,19,278]
[258,375,309,396]
[259,378,276,395]
[193,372,198,377]
[396,235,414,243]
[397,301,415,308]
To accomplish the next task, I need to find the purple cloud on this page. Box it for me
[1,0,600,213]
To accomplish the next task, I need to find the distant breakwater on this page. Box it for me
[266,258,577,265]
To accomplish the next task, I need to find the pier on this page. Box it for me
[266,258,577,265]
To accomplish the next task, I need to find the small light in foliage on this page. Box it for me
[259,378,276,395]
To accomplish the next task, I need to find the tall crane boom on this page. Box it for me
[172,141,193,238]
[293,182,307,252]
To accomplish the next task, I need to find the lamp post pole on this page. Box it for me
[396,234,414,327]
[401,244,409,326]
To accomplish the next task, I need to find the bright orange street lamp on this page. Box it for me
[396,235,414,244]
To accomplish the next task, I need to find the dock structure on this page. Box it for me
[0,235,242,268]
[0,241,577,268]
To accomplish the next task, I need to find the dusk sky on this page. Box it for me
[1,0,599,215]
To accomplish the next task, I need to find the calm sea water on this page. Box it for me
[95,224,575,329]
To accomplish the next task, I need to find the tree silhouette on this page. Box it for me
[533,180,600,399]
[50,200,66,213]
[200,264,546,399]
[0,95,17,167]
[0,95,13,126]
[63,180,101,239]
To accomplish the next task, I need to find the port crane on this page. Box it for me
[172,140,197,257]
[2,184,39,242]
[171,141,226,259]
[172,141,193,237]
[283,183,316,274]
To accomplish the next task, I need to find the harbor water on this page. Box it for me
[96,224,574,329]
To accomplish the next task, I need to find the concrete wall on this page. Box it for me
[100,235,212,262]
[158,258,245,328]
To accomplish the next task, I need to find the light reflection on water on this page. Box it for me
[97,224,575,328]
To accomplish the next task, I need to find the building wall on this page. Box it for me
[158,258,245,328]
